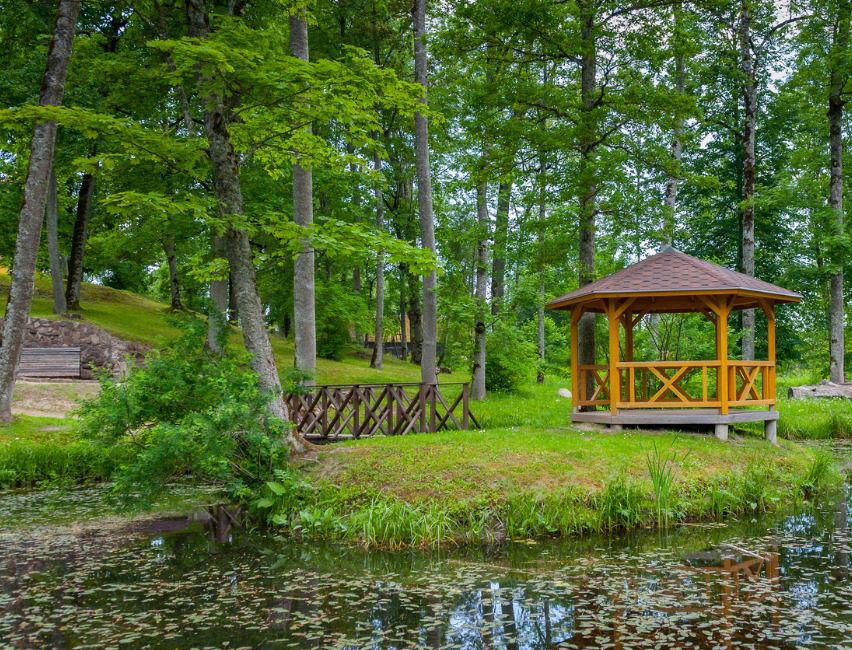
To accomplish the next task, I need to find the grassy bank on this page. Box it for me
[0,415,120,488]
[2,272,426,386]
[251,427,839,548]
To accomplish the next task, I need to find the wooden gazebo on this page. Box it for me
[547,247,801,442]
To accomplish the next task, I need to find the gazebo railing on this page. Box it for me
[577,360,776,410]
[727,361,775,407]
[617,361,722,408]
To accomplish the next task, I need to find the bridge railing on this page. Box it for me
[284,382,480,440]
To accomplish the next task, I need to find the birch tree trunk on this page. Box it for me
[46,167,66,315]
[490,178,511,315]
[65,168,95,312]
[0,0,80,422]
[185,0,306,453]
[399,264,408,361]
[290,10,317,384]
[537,156,546,384]
[472,179,489,400]
[371,151,385,369]
[662,1,685,247]
[413,0,438,385]
[577,0,598,407]
[828,0,849,383]
[739,0,757,360]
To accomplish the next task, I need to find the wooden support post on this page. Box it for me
[418,384,426,433]
[429,384,437,432]
[607,300,621,416]
[353,385,360,438]
[623,311,635,405]
[764,301,776,405]
[570,307,582,414]
[717,297,730,415]
[461,383,470,429]
[623,311,634,362]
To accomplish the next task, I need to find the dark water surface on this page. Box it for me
[0,484,850,649]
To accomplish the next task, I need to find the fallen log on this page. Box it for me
[788,381,852,399]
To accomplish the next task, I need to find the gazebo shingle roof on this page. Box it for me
[547,247,801,310]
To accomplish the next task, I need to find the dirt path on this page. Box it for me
[11,380,100,419]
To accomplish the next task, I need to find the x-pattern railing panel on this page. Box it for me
[285,383,480,439]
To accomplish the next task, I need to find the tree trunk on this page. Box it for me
[413,0,438,385]
[290,10,317,384]
[537,156,546,384]
[407,272,423,364]
[207,234,229,352]
[399,264,408,360]
[578,0,598,407]
[739,0,757,360]
[0,0,80,423]
[185,0,306,453]
[371,151,385,369]
[490,179,511,315]
[472,180,489,400]
[828,0,849,384]
[162,234,182,310]
[46,166,66,315]
[662,1,685,247]
[65,168,95,313]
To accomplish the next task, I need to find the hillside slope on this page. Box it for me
[1,272,426,386]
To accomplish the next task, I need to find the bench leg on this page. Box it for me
[764,419,778,446]
[714,424,729,441]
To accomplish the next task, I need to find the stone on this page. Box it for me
[0,316,147,379]
[557,388,572,399]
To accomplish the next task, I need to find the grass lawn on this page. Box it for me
[2,272,425,386]
[308,427,807,504]
[0,414,72,444]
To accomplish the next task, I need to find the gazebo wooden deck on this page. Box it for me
[547,247,801,442]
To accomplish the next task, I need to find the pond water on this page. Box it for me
[0,483,850,648]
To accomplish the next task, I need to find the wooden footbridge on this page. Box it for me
[284,382,480,440]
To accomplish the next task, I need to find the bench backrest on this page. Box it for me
[18,347,82,378]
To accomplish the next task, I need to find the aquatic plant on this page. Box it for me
[797,451,838,498]
[596,473,645,532]
[646,443,686,529]
[0,439,118,488]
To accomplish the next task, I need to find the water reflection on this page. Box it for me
[0,486,849,649]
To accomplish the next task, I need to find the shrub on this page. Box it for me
[78,317,289,507]
[485,320,537,393]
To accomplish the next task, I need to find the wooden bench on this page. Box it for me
[17,347,82,379]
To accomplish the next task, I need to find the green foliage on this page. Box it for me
[485,320,537,393]
[77,317,289,507]
[646,443,687,529]
[596,473,646,532]
[316,283,366,360]
[797,451,838,498]
[0,439,119,489]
